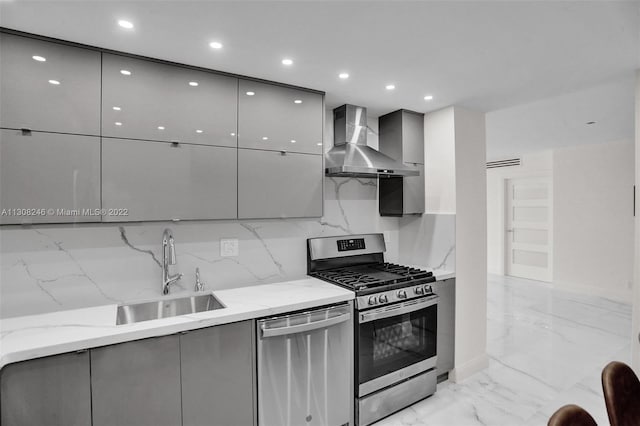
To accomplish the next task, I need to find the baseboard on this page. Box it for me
[552,280,632,304]
[449,353,489,383]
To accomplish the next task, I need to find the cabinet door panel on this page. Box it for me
[238,149,322,218]
[102,139,237,221]
[402,111,425,164]
[0,34,101,135]
[181,321,255,426]
[0,352,91,426]
[238,80,323,154]
[403,163,425,214]
[0,130,101,224]
[433,278,455,375]
[91,335,182,426]
[102,53,237,146]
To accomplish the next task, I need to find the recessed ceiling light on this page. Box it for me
[157,126,165,130]
[209,41,223,49]
[424,95,434,101]
[230,132,236,136]
[385,84,395,90]
[189,81,198,86]
[281,58,293,66]
[586,121,596,125]
[338,72,349,79]
[48,79,60,85]
[196,129,203,133]
[294,99,302,104]
[118,20,134,29]
[262,136,269,140]
[115,122,122,126]
[112,106,121,111]
[32,55,46,62]
[317,142,322,146]
[291,140,296,143]
[246,91,255,96]
[120,69,131,76]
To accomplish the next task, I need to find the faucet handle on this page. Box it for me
[195,268,205,292]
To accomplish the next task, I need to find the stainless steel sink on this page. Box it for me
[116,294,225,325]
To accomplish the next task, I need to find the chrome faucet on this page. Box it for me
[162,228,183,295]
[194,267,205,292]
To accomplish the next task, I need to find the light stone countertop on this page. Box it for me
[0,277,354,369]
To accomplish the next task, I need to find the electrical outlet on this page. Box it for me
[220,239,239,257]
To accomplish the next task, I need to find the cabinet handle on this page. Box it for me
[20,128,32,136]
[280,150,287,156]
[171,218,180,222]
[75,349,88,354]
[171,141,180,147]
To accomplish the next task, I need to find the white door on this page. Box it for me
[505,177,553,282]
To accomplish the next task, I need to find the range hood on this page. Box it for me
[325,104,419,177]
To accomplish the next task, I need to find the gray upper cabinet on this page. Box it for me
[91,335,182,426]
[379,109,424,164]
[0,352,92,426]
[102,53,238,147]
[0,129,101,225]
[102,138,237,221]
[238,80,323,155]
[0,33,101,135]
[181,321,256,426]
[238,149,323,219]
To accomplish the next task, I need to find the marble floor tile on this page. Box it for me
[376,274,632,426]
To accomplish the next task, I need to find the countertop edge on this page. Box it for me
[0,278,354,369]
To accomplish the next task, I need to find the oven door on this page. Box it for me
[357,295,438,397]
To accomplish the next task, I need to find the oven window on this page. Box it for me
[358,303,437,386]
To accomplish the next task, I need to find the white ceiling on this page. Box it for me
[1,0,639,156]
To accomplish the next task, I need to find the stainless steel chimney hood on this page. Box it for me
[325,104,419,177]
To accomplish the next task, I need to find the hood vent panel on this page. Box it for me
[325,104,419,177]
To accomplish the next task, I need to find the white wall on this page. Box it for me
[487,139,635,302]
[632,70,640,372]
[425,107,456,214]
[553,140,635,300]
[451,107,489,381]
[487,151,553,275]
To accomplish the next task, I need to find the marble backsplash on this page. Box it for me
[0,176,409,318]
[398,213,456,272]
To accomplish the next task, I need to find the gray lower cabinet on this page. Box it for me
[0,351,92,426]
[238,149,323,218]
[91,334,182,426]
[0,129,101,224]
[0,33,101,135]
[180,321,256,426]
[432,278,456,378]
[102,138,237,221]
[102,53,238,147]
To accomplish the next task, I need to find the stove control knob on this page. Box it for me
[414,286,424,295]
[397,290,407,299]
[424,285,433,294]
[378,294,389,304]
[368,296,377,306]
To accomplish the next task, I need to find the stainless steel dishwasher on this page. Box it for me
[257,302,353,426]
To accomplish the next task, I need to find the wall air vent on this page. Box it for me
[486,158,521,169]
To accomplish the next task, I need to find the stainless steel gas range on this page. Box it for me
[307,233,438,426]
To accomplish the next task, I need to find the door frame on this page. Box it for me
[503,175,553,282]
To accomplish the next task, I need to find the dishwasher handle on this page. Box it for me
[260,311,351,338]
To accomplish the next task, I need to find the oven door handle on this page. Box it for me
[260,312,351,338]
[359,295,438,323]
